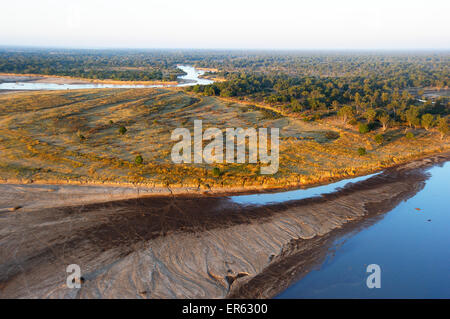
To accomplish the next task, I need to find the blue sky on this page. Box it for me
[1,0,449,49]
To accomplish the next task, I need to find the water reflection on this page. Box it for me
[276,162,450,299]
[0,65,212,91]
[231,172,381,205]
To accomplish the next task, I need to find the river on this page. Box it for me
[1,154,448,298]
[0,65,213,90]
[276,161,450,298]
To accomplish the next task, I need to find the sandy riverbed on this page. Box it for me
[0,73,177,86]
[0,153,448,298]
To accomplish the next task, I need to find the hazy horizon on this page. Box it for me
[2,45,450,52]
[1,0,449,50]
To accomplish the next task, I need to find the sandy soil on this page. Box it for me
[0,74,92,85]
[1,88,447,191]
[0,153,447,299]
[0,73,177,86]
[0,90,23,95]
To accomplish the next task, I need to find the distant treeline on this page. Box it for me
[0,48,185,81]
[1,48,448,132]
[184,52,449,131]
[188,72,448,130]
[191,51,449,87]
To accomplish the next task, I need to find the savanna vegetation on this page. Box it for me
[186,52,449,136]
[0,88,447,189]
[0,49,448,190]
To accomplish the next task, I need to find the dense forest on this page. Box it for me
[185,51,449,134]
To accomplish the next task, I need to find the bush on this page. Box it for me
[77,130,86,142]
[119,126,127,135]
[405,131,415,139]
[302,115,314,122]
[260,108,283,120]
[374,134,384,144]
[134,155,143,165]
[358,123,370,134]
[357,147,366,156]
[325,131,340,140]
[212,167,221,177]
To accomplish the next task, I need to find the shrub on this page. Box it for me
[212,167,221,177]
[358,123,370,134]
[119,126,127,135]
[134,155,143,165]
[77,130,86,142]
[260,108,283,120]
[325,131,340,140]
[357,147,366,156]
[405,131,414,139]
[374,134,384,144]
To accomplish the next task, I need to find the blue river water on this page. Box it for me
[0,65,212,90]
[231,172,380,205]
[276,161,450,298]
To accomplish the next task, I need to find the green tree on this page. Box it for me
[338,105,354,124]
[378,112,390,131]
[405,106,420,128]
[354,92,362,113]
[331,100,339,110]
[291,99,303,112]
[421,113,434,131]
[437,117,449,140]
[135,155,143,165]
[364,108,377,123]
[119,126,127,135]
[212,167,221,177]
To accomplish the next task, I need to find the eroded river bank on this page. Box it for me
[0,153,448,298]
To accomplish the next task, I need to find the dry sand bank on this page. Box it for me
[0,149,446,213]
[0,153,447,298]
[0,73,176,86]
